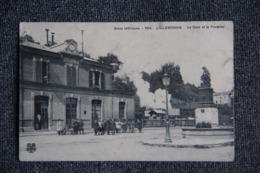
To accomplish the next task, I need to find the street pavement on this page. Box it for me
[19,127,234,161]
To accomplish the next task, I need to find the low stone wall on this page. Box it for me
[182,127,234,139]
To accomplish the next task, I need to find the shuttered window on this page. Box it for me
[67,66,76,86]
[36,60,42,82]
[36,60,49,83]
[89,71,93,88]
[42,61,49,83]
[94,71,100,88]
[101,73,105,89]
[89,71,105,89]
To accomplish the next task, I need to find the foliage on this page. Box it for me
[113,76,137,92]
[196,122,212,128]
[142,63,183,96]
[98,53,123,73]
[142,62,201,103]
[217,105,233,116]
[217,105,234,125]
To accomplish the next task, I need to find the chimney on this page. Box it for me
[51,32,55,46]
[45,29,49,46]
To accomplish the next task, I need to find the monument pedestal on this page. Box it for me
[195,87,219,126]
[195,107,218,127]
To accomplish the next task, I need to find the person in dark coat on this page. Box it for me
[106,119,111,135]
[94,120,99,136]
[73,119,79,135]
[110,120,116,135]
[103,120,107,135]
[78,119,84,134]
[137,119,142,133]
[101,120,105,135]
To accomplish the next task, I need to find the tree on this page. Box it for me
[98,53,123,73]
[113,76,137,92]
[142,62,202,106]
[142,62,184,98]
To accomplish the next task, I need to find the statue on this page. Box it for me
[200,66,211,87]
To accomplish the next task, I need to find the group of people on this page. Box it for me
[56,118,143,136]
[93,119,143,136]
[56,119,84,135]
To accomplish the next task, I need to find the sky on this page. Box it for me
[20,22,233,108]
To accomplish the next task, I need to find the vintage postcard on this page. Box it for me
[19,22,234,161]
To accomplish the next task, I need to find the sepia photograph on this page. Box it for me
[19,22,234,161]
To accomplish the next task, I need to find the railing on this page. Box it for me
[142,119,195,127]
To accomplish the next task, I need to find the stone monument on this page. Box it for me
[195,67,219,127]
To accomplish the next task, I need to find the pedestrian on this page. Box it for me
[101,120,105,135]
[94,120,99,136]
[78,119,84,134]
[122,120,127,133]
[73,119,79,135]
[37,114,41,130]
[115,119,121,133]
[110,119,116,135]
[106,119,111,135]
[56,121,63,135]
[137,119,142,133]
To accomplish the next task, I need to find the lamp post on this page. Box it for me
[162,73,172,143]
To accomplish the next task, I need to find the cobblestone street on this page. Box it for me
[19,128,234,161]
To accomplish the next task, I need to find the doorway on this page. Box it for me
[34,96,49,130]
[91,100,102,127]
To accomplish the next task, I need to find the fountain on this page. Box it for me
[182,67,234,139]
[142,67,234,148]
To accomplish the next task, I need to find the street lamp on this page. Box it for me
[162,73,172,143]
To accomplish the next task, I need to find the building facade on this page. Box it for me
[213,92,232,107]
[19,37,135,132]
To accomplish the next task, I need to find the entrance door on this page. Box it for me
[91,100,101,127]
[34,96,49,130]
[66,98,77,128]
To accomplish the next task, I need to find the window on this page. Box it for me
[36,60,49,83]
[94,71,100,88]
[67,66,76,86]
[101,73,105,89]
[89,71,93,88]
[89,71,105,89]
[119,102,125,119]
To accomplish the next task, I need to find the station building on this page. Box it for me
[19,33,135,131]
